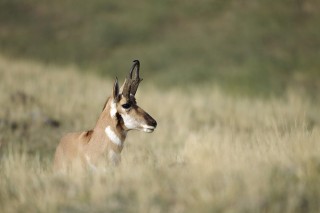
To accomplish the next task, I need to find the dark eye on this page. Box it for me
[122,103,131,109]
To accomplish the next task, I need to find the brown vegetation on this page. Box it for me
[0,56,319,212]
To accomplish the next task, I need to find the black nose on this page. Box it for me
[152,120,157,128]
[145,113,157,128]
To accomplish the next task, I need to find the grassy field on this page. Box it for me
[0,56,320,212]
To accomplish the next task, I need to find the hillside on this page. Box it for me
[0,0,320,96]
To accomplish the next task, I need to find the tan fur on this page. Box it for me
[53,76,157,172]
[54,99,123,172]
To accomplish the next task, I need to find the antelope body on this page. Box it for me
[53,60,157,172]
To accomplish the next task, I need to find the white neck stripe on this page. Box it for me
[105,126,122,146]
[110,101,117,118]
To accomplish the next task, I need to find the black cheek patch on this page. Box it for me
[116,112,122,122]
[115,112,124,128]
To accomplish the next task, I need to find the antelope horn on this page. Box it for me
[130,60,143,96]
[122,60,143,98]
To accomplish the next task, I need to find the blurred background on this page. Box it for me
[1,2,320,212]
[0,0,319,97]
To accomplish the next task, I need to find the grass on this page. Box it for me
[0,0,320,96]
[0,56,320,212]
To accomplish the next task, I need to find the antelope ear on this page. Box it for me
[119,78,127,94]
[113,77,120,102]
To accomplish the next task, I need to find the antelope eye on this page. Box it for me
[122,103,131,109]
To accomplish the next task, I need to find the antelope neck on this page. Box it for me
[94,98,127,148]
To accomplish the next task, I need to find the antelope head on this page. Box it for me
[110,60,157,133]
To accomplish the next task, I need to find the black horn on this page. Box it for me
[122,60,143,98]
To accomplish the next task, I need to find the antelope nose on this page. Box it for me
[151,119,157,128]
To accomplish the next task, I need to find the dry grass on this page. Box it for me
[0,56,320,213]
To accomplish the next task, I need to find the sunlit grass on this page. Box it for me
[0,56,320,212]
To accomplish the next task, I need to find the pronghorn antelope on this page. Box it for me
[53,60,157,172]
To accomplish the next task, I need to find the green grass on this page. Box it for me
[0,0,319,96]
[1,56,320,212]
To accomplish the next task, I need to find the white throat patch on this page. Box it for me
[121,113,141,130]
[105,126,122,146]
[110,101,117,118]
